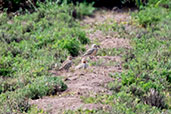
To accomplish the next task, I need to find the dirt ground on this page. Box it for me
[29,9,132,114]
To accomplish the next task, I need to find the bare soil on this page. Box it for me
[29,9,131,114]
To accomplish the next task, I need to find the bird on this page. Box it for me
[82,44,99,57]
[58,56,73,71]
[75,58,88,70]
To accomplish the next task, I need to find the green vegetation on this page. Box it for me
[0,1,94,113]
[120,4,171,113]
[0,0,171,113]
[1,0,166,12]
[65,0,171,114]
[119,3,171,111]
[0,76,66,113]
[98,48,127,56]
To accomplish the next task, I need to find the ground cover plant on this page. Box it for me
[113,3,171,113]
[0,1,94,113]
[64,0,171,114]
[0,0,171,113]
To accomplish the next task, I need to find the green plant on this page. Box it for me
[54,38,80,56]
[74,2,95,19]
[97,48,126,56]
[0,1,93,113]
[22,76,67,99]
[106,1,171,113]
[75,30,90,44]
[28,106,46,114]
[0,76,66,113]
[134,7,166,27]
[144,89,166,109]
[0,56,13,77]
[0,91,30,114]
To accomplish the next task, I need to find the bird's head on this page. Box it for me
[92,44,97,48]
[92,44,100,48]
[81,58,87,63]
[67,56,73,60]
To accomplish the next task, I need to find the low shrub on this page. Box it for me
[143,89,166,109]
[0,76,67,113]
[0,0,37,12]
[54,38,80,57]
[0,1,93,113]
[73,2,95,19]
[107,2,171,113]
[0,78,18,94]
[0,91,30,114]
[134,7,165,27]
[22,76,67,99]
[0,56,13,77]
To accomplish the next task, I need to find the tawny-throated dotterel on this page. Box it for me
[59,56,73,71]
[82,44,100,57]
[75,58,88,70]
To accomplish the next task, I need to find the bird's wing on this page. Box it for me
[92,48,98,55]
[59,60,71,70]
[75,63,83,70]
[83,48,95,56]
[84,63,88,69]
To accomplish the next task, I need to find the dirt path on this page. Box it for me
[29,9,132,114]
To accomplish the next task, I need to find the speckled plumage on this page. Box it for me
[83,44,98,57]
[59,56,72,71]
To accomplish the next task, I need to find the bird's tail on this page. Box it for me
[81,54,86,57]
[58,67,63,71]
